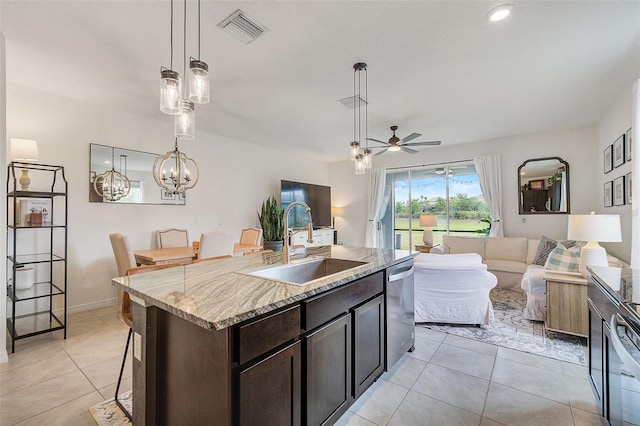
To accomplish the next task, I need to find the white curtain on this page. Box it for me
[631,81,640,267]
[365,168,386,248]
[473,155,504,237]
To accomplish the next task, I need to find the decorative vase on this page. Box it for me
[263,240,284,252]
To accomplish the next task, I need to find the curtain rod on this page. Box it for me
[385,158,474,171]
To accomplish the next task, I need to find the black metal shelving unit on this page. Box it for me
[6,162,68,353]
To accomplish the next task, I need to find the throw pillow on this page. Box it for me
[533,235,557,265]
[543,242,582,272]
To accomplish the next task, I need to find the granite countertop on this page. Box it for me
[112,245,415,331]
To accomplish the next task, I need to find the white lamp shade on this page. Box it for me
[419,214,438,228]
[10,139,39,161]
[567,214,622,242]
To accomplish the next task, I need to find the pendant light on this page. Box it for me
[160,0,182,115]
[94,147,131,201]
[349,62,370,174]
[189,0,209,104]
[153,138,200,194]
[175,0,195,139]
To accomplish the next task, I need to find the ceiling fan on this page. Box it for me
[367,125,441,155]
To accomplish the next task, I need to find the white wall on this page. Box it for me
[5,84,329,313]
[330,126,608,255]
[597,85,633,262]
[1,4,8,362]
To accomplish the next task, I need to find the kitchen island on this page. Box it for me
[111,245,415,425]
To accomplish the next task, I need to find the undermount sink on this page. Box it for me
[247,257,369,285]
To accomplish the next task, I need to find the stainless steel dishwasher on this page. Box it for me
[385,258,415,371]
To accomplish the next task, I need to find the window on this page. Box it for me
[383,163,490,250]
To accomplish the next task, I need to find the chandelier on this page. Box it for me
[349,62,371,175]
[153,138,200,195]
[94,148,131,202]
[159,0,209,139]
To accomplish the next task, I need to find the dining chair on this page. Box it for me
[114,262,181,420]
[198,231,235,259]
[109,233,137,276]
[239,227,263,247]
[157,228,189,248]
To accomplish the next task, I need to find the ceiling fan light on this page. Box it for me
[189,58,210,104]
[160,68,182,115]
[487,4,513,22]
[388,145,401,152]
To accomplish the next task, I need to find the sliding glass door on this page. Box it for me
[384,163,490,250]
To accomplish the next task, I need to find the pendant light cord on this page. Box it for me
[170,0,174,70]
[364,66,368,150]
[353,69,356,144]
[183,0,187,97]
[198,0,201,60]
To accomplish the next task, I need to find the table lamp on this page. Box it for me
[10,138,39,190]
[567,212,621,277]
[419,214,438,246]
[331,206,344,229]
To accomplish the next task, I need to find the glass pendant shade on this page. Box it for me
[94,168,131,202]
[153,142,200,194]
[363,148,372,169]
[354,154,366,175]
[160,68,182,115]
[189,58,210,104]
[350,141,360,161]
[175,99,195,139]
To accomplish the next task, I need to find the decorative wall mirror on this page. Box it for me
[89,143,186,205]
[518,157,569,214]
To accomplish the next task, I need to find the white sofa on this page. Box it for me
[431,235,539,291]
[414,253,497,325]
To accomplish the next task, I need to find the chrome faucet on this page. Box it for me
[283,201,313,264]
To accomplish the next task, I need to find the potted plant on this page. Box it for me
[257,195,285,251]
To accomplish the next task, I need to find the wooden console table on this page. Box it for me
[414,244,435,253]
[544,271,588,337]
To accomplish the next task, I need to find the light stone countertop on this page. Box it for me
[112,245,415,331]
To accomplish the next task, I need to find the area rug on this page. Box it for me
[89,391,131,426]
[420,288,587,365]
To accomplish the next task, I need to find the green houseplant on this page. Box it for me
[257,195,285,251]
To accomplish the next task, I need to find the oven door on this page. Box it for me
[609,313,640,426]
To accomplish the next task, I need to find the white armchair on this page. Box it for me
[414,253,497,325]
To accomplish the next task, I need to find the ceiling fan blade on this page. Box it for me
[401,147,418,154]
[374,148,388,156]
[401,132,422,143]
[365,138,389,145]
[404,141,442,147]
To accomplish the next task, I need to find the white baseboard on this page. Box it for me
[65,297,118,315]
[0,349,7,364]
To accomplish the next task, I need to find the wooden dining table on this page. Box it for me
[134,246,198,266]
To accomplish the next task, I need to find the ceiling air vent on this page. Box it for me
[337,95,367,109]
[218,9,268,44]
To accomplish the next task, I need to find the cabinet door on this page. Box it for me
[305,313,352,426]
[588,300,604,416]
[353,295,385,399]
[238,340,301,426]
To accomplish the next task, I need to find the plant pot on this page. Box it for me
[263,240,284,252]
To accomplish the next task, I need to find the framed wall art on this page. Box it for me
[604,145,613,173]
[528,179,545,190]
[604,181,613,207]
[613,135,625,168]
[626,127,632,162]
[160,189,176,201]
[626,172,632,205]
[613,176,625,206]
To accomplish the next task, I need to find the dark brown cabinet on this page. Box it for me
[521,189,547,213]
[305,313,352,426]
[353,294,385,398]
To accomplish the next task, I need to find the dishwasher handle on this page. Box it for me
[610,314,640,379]
[388,266,414,282]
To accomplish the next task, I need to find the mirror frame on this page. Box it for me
[518,156,570,215]
[89,143,186,206]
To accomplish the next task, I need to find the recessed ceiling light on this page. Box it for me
[487,4,513,22]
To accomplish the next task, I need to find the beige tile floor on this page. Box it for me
[0,305,606,426]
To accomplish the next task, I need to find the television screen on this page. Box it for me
[281,180,332,228]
